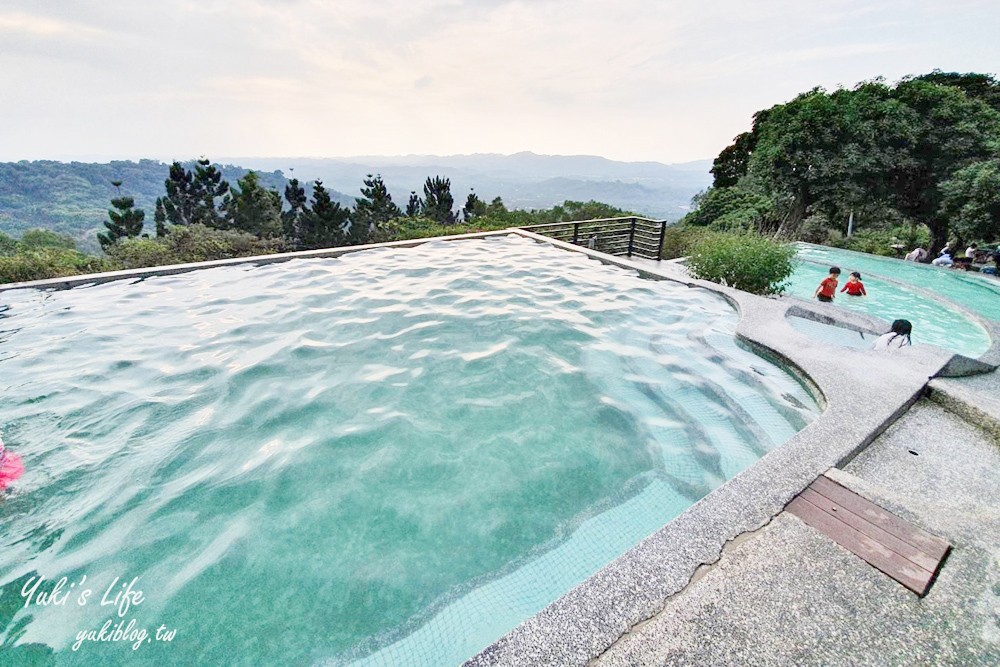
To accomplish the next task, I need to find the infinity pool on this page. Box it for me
[0,235,817,666]
[787,243,992,357]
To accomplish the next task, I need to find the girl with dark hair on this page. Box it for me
[872,319,912,351]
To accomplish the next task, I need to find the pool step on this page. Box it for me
[928,376,1000,441]
[785,474,950,596]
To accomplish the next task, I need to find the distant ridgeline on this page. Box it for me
[0,160,350,253]
[0,154,713,255]
[680,70,1000,256]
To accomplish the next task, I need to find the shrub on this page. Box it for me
[660,224,716,260]
[687,231,796,295]
[0,247,112,284]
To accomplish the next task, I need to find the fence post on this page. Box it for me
[572,222,580,245]
[627,218,637,257]
[657,220,667,261]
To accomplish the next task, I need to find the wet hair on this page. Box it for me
[887,319,913,345]
[829,266,841,275]
[850,271,861,279]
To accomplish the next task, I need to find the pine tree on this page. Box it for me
[423,176,456,224]
[353,173,401,242]
[154,197,168,237]
[463,189,485,222]
[406,191,422,217]
[283,178,308,242]
[225,171,282,237]
[98,181,145,250]
[162,162,197,226]
[191,158,230,228]
[299,180,349,248]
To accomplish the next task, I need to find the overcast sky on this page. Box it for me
[2,0,998,164]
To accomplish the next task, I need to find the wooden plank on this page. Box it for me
[811,475,950,562]
[798,487,939,573]
[786,496,934,595]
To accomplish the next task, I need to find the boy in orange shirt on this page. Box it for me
[814,266,841,302]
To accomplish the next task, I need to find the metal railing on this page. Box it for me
[518,216,668,260]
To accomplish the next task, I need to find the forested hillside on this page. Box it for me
[0,161,340,252]
[682,70,1000,254]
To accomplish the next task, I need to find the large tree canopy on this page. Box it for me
[693,72,1000,252]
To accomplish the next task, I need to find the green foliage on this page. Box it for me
[659,224,718,260]
[0,246,111,284]
[225,171,283,238]
[19,228,78,250]
[98,184,145,250]
[405,191,422,217]
[107,224,286,270]
[296,181,349,249]
[463,190,486,222]
[282,178,308,240]
[354,174,401,242]
[939,159,1000,245]
[422,176,456,224]
[686,231,797,295]
[693,72,1000,254]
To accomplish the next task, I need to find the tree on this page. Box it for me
[225,171,283,238]
[297,181,349,248]
[888,79,1000,250]
[422,175,455,224]
[283,178,308,241]
[462,190,486,222]
[353,174,401,241]
[98,181,145,250]
[939,159,1000,245]
[161,162,197,226]
[154,197,168,237]
[406,191,422,217]
[191,158,230,228]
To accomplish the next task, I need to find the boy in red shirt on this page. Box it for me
[814,266,841,302]
[840,271,867,296]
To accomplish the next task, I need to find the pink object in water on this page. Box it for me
[0,452,24,490]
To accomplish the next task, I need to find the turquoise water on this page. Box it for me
[0,235,818,666]
[787,244,992,357]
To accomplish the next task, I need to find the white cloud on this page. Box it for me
[0,0,998,162]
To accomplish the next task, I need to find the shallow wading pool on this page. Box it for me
[0,235,818,665]
[787,243,993,357]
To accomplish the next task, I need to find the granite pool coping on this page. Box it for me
[461,231,963,666]
[0,230,983,665]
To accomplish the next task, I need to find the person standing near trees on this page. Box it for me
[814,266,841,302]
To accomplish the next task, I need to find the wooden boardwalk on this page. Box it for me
[786,474,951,596]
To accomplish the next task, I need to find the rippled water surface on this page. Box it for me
[0,236,817,665]
[788,243,992,357]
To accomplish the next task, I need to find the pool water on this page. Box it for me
[0,235,818,666]
[787,244,992,357]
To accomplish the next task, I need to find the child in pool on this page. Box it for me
[0,435,25,491]
[873,319,912,351]
[840,272,867,296]
[814,266,841,302]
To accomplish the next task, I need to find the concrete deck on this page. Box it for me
[592,398,1000,666]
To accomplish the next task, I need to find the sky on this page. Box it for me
[1,0,999,165]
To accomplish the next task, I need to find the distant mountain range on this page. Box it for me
[0,153,711,253]
[227,152,712,220]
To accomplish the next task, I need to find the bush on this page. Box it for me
[660,224,716,260]
[0,247,112,284]
[687,231,797,295]
[107,225,287,269]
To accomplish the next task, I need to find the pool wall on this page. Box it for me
[462,231,960,665]
[0,231,987,665]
